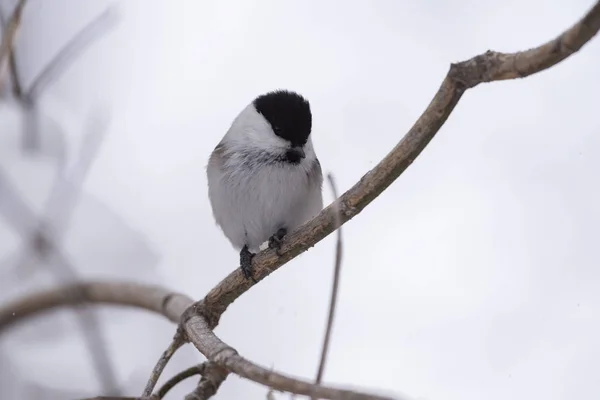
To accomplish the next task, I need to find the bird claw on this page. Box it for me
[240,245,257,282]
[268,227,287,256]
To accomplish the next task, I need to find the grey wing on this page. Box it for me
[206,143,225,225]
[300,158,324,223]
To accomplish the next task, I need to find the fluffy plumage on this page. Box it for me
[207,90,323,278]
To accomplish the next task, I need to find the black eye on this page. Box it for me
[273,126,282,134]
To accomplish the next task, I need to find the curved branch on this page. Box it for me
[199,0,600,325]
[0,282,401,400]
[155,363,206,399]
[0,281,190,332]
[183,314,397,399]
[142,331,186,396]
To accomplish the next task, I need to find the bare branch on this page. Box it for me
[155,363,206,399]
[0,2,24,97]
[0,282,402,400]
[182,362,228,400]
[0,282,190,332]
[7,33,22,97]
[82,397,148,400]
[198,0,600,327]
[183,311,397,400]
[315,174,344,389]
[142,330,186,396]
[0,0,27,91]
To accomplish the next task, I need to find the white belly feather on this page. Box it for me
[207,152,323,252]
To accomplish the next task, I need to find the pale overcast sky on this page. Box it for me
[1,0,599,399]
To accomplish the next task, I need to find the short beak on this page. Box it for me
[293,147,306,159]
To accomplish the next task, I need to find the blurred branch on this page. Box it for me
[0,0,27,91]
[0,4,118,101]
[0,282,401,400]
[195,0,600,328]
[26,6,118,101]
[8,110,109,274]
[1,3,117,151]
[314,174,344,391]
[0,0,26,96]
[0,1,122,398]
[0,282,188,331]
[0,111,118,394]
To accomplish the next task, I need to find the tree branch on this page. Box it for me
[155,363,205,399]
[0,282,399,399]
[315,174,344,389]
[183,311,398,400]
[0,282,189,332]
[198,0,600,327]
[0,0,27,86]
[182,362,228,400]
[0,1,25,97]
[142,330,186,396]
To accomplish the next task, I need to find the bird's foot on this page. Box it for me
[268,227,287,256]
[240,245,257,282]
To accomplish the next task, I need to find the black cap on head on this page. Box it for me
[253,89,312,147]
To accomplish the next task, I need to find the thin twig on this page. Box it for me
[0,0,27,90]
[155,363,206,399]
[7,32,22,97]
[142,330,187,396]
[0,2,24,97]
[81,397,150,400]
[183,362,229,400]
[315,174,344,389]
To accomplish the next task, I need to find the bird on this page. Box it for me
[206,89,323,281]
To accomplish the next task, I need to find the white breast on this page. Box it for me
[207,149,323,252]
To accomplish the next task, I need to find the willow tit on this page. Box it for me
[207,90,323,280]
